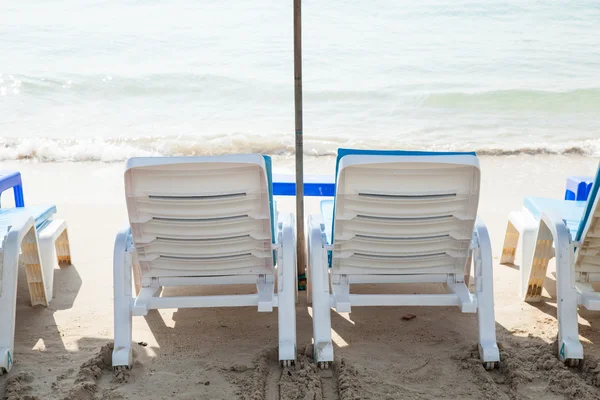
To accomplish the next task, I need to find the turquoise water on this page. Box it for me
[1,0,600,161]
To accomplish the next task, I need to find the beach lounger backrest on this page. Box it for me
[124,154,275,278]
[575,163,600,274]
[332,149,480,275]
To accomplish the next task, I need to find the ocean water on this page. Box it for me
[1,0,600,162]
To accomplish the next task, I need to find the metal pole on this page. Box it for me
[293,0,306,280]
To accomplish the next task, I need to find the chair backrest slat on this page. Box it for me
[332,151,480,276]
[124,155,274,278]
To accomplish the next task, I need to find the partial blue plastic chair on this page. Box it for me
[501,163,600,366]
[564,176,593,201]
[0,171,25,208]
[0,172,72,374]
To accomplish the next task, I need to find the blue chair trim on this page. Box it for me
[262,155,276,245]
[576,163,600,242]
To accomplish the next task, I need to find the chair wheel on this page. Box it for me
[318,361,331,370]
[483,362,498,370]
[565,358,582,368]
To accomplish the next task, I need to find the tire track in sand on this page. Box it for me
[265,358,282,400]
[319,368,339,400]
[232,346,354,400]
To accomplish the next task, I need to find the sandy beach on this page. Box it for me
[2,154,600,400]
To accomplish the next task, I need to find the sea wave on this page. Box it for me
[1,73,395,104]
[8,74,600,112]
[423,89,600,112]
[1,73,275,99]
[1,136,599,162]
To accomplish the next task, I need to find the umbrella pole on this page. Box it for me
[293,0,306,281]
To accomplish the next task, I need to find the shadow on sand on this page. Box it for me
[0,261,83,399]
[5,276,600,400]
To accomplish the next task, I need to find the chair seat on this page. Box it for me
[524,196,585,241]
[0,205,57,237]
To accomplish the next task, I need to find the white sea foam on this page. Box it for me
[1,136,599,162]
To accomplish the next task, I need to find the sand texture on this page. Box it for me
[2,155,600,400]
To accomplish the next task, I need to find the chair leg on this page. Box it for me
[517,212,544,299]
[21,225,48,307]
[0,217,36,374]
[308,217,333,365]
[132,253,142,296]
[524,219,555,302]
[502,211,539,289]
[257,275,274,312]
[500,220,520,265]
[38,219,70,303]
[113,228,133,368]
[331,276,350,313]
[0,245,19,374]
[464,249,473,286]
[576,282,600,311]
[55,226,71,266]
[536,212,583,365]
[277,214,296,365]
[473,220,500,369]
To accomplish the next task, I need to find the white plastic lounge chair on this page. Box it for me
[308,149,500,369]
[0,205,72,373]
[500,163,600,366]
[112,155,297,369]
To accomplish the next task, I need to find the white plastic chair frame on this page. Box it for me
[0,216,71,374]
[308,154,500,370]
[503,199,600,366]
[112,156,297,369]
